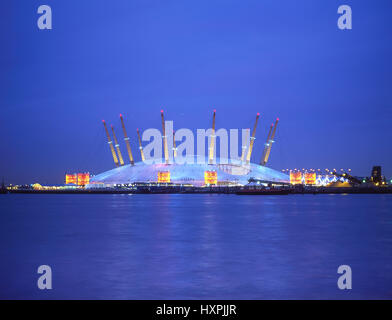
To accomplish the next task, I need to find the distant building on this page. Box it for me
[371,166,382,184]
[157,171,170,183]
[290,171,302,185]
[204,171,217,185]
[65,174,77,184]
[89,156,289,187]
[304,172,316,185]
[65,173,90,186]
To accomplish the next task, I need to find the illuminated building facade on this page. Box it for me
[304,172,316,185]
[77,173,90,186]
[158,171,171,183]
[290,171,302,185]
[204,171,218,185]
[66,173,90,186]
[91,111,289,188]
[88,156,289,188]
[371,166,382,184]
[65,174,77,184]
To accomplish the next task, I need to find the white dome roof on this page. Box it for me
[90,156,289,186]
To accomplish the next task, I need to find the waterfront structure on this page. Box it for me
[65,174,77,185]
[304,172,316,185]
[66,173,90,186]
[371,166,382,184]
[157,171,170,183]
[91,111,288,187]
[286,169,352,186]
[290,171,302,185]
[88,156,289,187]
[204,170,218,185]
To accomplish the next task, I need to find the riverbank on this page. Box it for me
[2,186,392,195]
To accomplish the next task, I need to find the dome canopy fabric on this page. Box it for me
[90,156,289,187]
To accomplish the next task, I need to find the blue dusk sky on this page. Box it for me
[1,0,391,184]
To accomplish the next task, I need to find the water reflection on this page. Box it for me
[0,194,391,299]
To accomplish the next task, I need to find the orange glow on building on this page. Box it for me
[65,174,77,185]
[304,172,316,185]
[32,183,43,190]
[158,171,171,183]
[290,171,302,185]
[204,171,218,185]
[77,173,90,186]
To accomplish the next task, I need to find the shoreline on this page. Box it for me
[2,186,392,195]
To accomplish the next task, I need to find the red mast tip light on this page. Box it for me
[277,117,280,121]
[119,114,122,117]
[160,109,164,113]
[102,120,105,123]
[213,109,216,113]
[257,112,260,116]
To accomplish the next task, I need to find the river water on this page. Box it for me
[0,193,391,299]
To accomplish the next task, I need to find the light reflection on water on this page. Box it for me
[0,194,391,299]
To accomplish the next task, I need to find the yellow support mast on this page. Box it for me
[173,130,177,159]
[161,110,169,164]
[246,113,260,164]
[240,142,247,163]
[102,120,119,167]
[136,128,145,162]
[208,109,216,165]
[260,123,274,166]
[262,118,279,166]
[111,125,124,166]
[120,114,134,165]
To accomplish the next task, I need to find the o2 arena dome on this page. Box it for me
[89,110,289,188]
[89,156,289,187]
